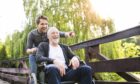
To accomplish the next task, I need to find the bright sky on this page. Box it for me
[0,0,140,42]
[0,0,26,42]
[90,0,140,31]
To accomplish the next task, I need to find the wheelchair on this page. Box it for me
[28,62,46,84]
[28,61,95,84]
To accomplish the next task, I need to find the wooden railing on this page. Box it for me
[0,25,140,84]
[0,57,29,84]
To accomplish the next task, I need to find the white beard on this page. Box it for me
[52,38,59,44]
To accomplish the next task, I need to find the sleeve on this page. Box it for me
[59,32,65,37]
[66,46,76,59]
[26,32,33,49]
[67,46,80,60]
[36,42,54,64]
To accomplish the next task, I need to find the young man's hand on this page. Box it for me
[26,47,37,54]
[65,31,75,37]
[31,48,37,53]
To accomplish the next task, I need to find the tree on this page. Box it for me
[0,45,7,60]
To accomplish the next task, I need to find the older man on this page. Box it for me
[26,15,75,84]
[36,27,93,84]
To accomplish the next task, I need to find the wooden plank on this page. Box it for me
[117,72,140,82]
[56,80,140,84]
[95,80,140,84]
[88,47,109,60]
[0,68,30,75]
[0,73,27,83]
[0,79,10,84]
[70,25,140,50]
[98,54,140,82]
[88,57,140,72]
[61,80,140,84]
[61,81,77,84]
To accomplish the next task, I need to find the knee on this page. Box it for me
[29,56,37,66]
[80,65,92,74]
[29,55,36,61]
[29,55,34,58]
[45,66,59,75]
[48,67,58,72]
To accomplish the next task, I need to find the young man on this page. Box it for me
[36,27,93,84]
[26,15,75,84]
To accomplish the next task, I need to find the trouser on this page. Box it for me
[29,55,37,74]
[45,64,93,84]
[29,55,45,84]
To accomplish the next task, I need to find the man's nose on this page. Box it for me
[54,33,57,35]
[43,24,48,27]
[43,25,47,27]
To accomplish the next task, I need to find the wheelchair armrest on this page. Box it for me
[37,62,47,68]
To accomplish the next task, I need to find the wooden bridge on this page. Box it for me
[0,79,9,84]
[0,25,140,84]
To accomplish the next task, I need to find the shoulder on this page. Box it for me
[39,42,49,47]
[38,42,49,50]
[28,29,38,36]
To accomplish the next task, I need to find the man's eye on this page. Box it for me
[41,23,48,25]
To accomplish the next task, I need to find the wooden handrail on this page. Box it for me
[88,57,140,72]
[0,73,27,84]
[70,25,140,50]
[0,68,30,75]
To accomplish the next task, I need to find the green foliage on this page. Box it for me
[135,36,140,45]
[101,40,125,59]
[5,35,12,58]
[0,41,3,50]
[121,37,140,57]
[95,72,126,82]
[0,45,7,60]
[122,42,140,57]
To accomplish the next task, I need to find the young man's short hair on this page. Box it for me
[36,15,48,24]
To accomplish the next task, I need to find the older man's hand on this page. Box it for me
[53,59,65,77]
[69,56,80,70]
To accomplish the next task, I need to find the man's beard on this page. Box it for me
[52,38,59,44]
[42,28,47,33]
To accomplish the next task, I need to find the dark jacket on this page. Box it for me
[36,42,77,66]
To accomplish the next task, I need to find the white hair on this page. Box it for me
[47,27,59,37]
